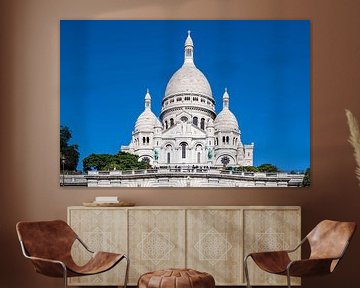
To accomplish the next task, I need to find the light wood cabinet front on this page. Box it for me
[187,209,243,285]
[128,209,186,284]
[68,206,300,286]
[68,208,128,286]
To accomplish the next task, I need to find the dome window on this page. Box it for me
[226,136,229,144]
[193,117,198,126]
[165,120,168,129]
[167,152,171,164]
[197,152,201,163]
[143,137,146,144]
[170,118,174,126]
[200,118,205,130]
[181,116,188,122]
[223,136,225,144]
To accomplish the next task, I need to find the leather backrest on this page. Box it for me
[307,220,356,260]
[16,220,77,261]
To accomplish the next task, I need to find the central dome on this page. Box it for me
[164,31,213,100]
[164,65,213,99]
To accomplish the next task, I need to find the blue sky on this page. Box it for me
[60,20,310,172]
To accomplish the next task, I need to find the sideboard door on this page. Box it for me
[186,209,243,285]
[128,209,186,284]
[243,208,301,286]
[68,208,128,286]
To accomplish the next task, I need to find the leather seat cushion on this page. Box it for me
[138,268,215,288]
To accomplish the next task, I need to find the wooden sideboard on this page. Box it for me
[67,206,301,286]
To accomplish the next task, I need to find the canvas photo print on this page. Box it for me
[60,20,310,187]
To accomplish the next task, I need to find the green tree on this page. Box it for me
[83,154,113,171]
[243,166,259,172]
[83,152,150,172]
[302,168,310,187]
[257,163,279,172]
[60,126,80,171]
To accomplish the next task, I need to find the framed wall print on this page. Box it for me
[60,20,310,187]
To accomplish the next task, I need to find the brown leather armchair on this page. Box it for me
[16,220,129,288]
[244,220,356,288]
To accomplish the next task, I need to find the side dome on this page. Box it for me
[135,89,162,132]
[214,88,239,132]
[214,109,239,132]
[164,65,213,99]
[135,110,161,132]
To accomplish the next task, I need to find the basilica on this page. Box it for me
[121,31,254,168]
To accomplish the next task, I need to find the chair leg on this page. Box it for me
[123,255,130,288]
[286,269,291,288]
[244,255,252,288]
[62,264,68,288]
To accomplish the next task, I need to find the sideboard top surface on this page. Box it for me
[68,205,301,210]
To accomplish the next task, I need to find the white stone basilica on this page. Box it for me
[121,31,254,168]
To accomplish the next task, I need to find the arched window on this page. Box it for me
[222,136,225,144]
[143,137,146,144]
[200,118,205,130]
[226,136,229,144]
[197,152,201,163]
[165,120,168,129]
[170,118,174,126]
[147,137,150,144]
[221,156,230,168]
[141,157,150,164]
[180,143,187,159]
[167,152,171,164]
[193,117,198,126]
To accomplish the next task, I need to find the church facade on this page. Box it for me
[121,31,254,168]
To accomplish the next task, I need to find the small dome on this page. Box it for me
[135,110,161,132]
[165,65,213,98]
[214,88,239,131]
[135,90,162,132]
[214,109,239,132]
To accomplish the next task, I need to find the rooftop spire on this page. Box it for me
[184,30,194,65]
[223,88,229,109]
[145,88,151,110]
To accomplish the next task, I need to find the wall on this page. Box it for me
[1,0,360,287]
